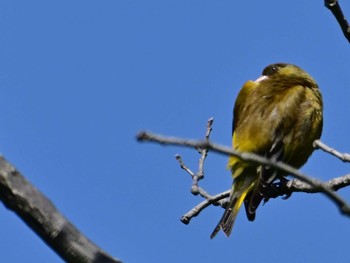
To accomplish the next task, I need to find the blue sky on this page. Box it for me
[1,1,350,262]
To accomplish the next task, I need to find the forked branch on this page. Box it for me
[137,119,350,224]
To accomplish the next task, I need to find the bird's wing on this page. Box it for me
[231,80,257,136]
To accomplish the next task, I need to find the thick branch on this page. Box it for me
[325,0,350,43]
[137,131,350,216]
[0,156,121,263]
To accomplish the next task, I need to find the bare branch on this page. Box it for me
[329,174,350,191]
[325,0,350,43]
[180,173,350,224]
[197,117,214,178]
[175,118,214,197]
[265,174,350,197]
[181,190,230,225]
[175,154,210,198]
[313,139,350,162]
[0,156,121,263]
[137,131,350,217]
[173,118,231,223]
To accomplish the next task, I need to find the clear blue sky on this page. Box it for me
[1,1,350,262]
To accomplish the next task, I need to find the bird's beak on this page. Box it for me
[254,75,268,83]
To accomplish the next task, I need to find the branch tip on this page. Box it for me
[136,131,149,141]
[180,216,190,225]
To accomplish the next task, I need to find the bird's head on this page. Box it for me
[255,63,318,89]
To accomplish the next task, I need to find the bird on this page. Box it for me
[210,63,323,238]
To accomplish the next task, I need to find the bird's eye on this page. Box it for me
[262,65,279,76]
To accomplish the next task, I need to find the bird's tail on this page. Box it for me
[210,178,255,239]
[245,140,285,219]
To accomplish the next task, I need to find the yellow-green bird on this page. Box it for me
[211,63,323,238]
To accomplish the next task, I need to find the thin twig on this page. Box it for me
[325,0,350,43]
[137,131,350,216]
[175,154,211,198]
[314,139,350,162]
[197,117,214,179]
[175,154,195,177]
[181,190,230,224]
[175,118,215,199]
[175,118,230,222]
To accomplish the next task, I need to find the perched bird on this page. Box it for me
[210,63,323,238]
